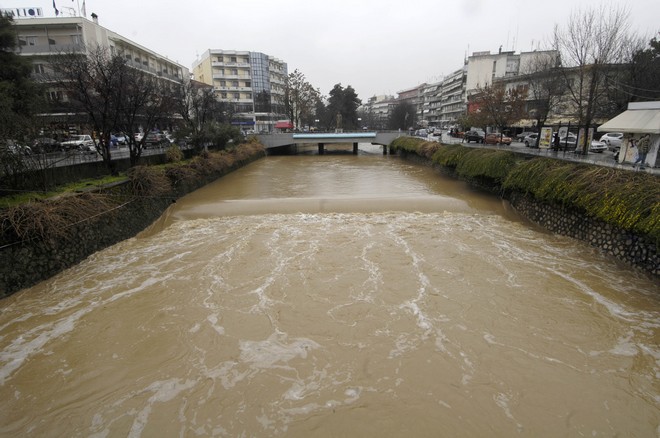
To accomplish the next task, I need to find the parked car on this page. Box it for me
[61,135,95,151]
[144,132,169,147]
[484,133,512,145]
[523,133,539,147]
[32,137,61,153]
[556,134,578,150]
[516,131,537,142]
[463,130,485,143]
[134,132,144,142]
[414,129,428,137]
[1,140,32,156]
[79,143,98,155]
[113,133,127,145]
[588,139,607,153]
[599,132,623,151]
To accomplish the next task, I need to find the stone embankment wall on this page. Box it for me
[0,149,263,298]
[400,152,658,278]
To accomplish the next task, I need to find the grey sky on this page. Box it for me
[2,0,658,101]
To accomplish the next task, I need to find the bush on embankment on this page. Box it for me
[0,141,265,297]
[390,137,660,243]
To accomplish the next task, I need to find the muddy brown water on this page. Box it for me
[1,146,658,437]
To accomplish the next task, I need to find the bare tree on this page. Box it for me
[553,4,633,153]
[284,69,320,129]
[51,46,125,173]
[519,52,565,147]
[117,67,177,165]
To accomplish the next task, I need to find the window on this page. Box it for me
[232,81,238,87]
[230,56,237,62]
[221,92,227,98]
[217,56,223,62]
[245,81,251,87]
[48,38,56,45]
[48,90,63,102]
[234,93,240,99]
[220,80,226,87]
[231,68,238,75]
[33,64,45,74]
[71,34,83,45]
[18,36,37,46]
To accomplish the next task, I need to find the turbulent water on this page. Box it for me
[1,146,658,437]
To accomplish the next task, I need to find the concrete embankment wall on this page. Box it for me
[0,149,263,298]
[399,152,658,278]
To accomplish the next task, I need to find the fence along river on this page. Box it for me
[0,146,658,436]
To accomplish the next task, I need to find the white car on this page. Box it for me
[599,132,623,151]
[588,140,607,153]
[61,135,95,151]
[523,133,539,147]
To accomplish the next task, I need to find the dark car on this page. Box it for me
[32,137,61,153]
[144,132,169,147]
[463,130,485,143]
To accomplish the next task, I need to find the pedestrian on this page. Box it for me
[633,134,651,170]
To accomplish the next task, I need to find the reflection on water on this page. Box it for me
[1,149,658,436]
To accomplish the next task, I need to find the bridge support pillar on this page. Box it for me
[318,143,324,155]
[353,142,358,155]
[383,145,388,155]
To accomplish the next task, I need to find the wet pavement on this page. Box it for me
[432,133,659,176]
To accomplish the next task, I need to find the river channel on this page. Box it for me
[1,145,658,437]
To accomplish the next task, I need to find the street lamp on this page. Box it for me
[357,118,362,131]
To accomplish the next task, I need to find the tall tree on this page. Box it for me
[51,46,125,172]
[519,52,565,147]
[388,102,416,130]
[283,69,320,130]
[326,84,362,130]
[0,14,43,143]
[553,4,633,153]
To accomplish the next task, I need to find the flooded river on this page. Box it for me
[1,146,658,436]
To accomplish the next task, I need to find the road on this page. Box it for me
[425,133,659,176]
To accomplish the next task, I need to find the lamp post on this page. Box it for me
[357,118,362,132]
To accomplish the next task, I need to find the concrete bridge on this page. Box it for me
[255,131,404,155]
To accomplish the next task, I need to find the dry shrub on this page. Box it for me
[418,141,441,159]
[165,165,198,187]
[165,145,184,163]
[127,165,172,197]
[233,142,265,161]
[0,193,117,242]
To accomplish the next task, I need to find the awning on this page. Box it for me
[275,121,293,129]
[597,102,660,134]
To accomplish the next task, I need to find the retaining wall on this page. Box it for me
[400,151,658,278]
[0,149,263,298]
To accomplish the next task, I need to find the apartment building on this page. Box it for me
[421,82,443,128]
[13,15,189,117]
[192,49,288,133]
[439,66,467,128]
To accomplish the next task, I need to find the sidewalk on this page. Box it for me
[431,133,659,176]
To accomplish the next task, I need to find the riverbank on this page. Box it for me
[0,142,266,298]
[390,137,659,278]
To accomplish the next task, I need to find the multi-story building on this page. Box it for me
[397,84,426,127]
[360,95,396,129]
[439,66,467,128]
[192,49,288,133]
[12,15,189,128]
[421,82,443,128]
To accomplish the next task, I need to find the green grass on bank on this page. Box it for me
[390,137,660,241]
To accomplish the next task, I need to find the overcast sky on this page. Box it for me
[2,0,658,101]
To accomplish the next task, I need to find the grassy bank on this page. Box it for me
[390,137,660,242]
[0,141,265,246]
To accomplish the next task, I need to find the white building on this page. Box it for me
[192,49,288,133]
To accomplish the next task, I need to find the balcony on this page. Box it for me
[18,43,85,55]
[212,61,250,68]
